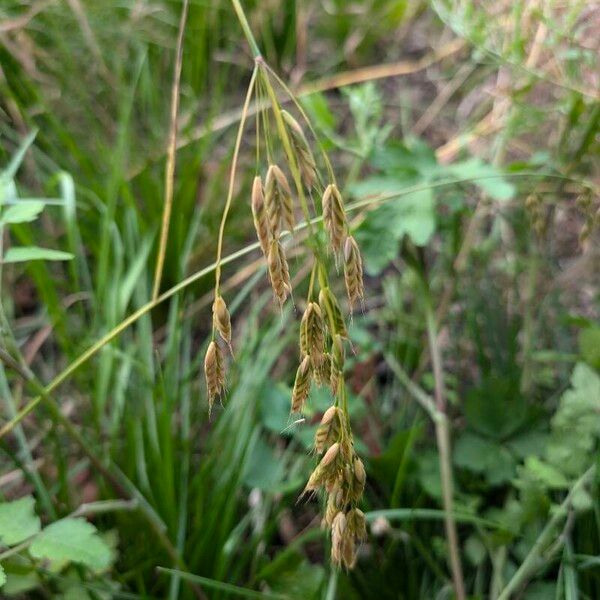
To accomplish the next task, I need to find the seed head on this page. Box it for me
[330,335,345,394]
[212,295,232,352]
[343,236,364,312]
[272,164,295,233]
[267,238,292,305]
[323,184,347,253]
[291,355,312,413]
[251,176,270,255]
[204,340,225,413]
[347,508,367,541]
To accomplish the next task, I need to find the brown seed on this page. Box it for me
[212,295,232,352]
[291,355,312,413]
[267,238,292,305]
[323,184,346,253]
[343,236,364,312]
[204,340,225,412]
[251,176,270,255]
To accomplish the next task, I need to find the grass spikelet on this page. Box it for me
[212,295,232,352]
[251,175,270,255]
[265,166,282,238]
[315,406,342,453]
[204,340,225,413]
[323,184,347,253]
[319,287,348,338]
[330,334,345,394]
[265,164,295,235]
[267,238,292,305]
[351,456,366,501]
[282,109,317,189]
[343,235,364,312]
[291,355,312,413]
[347,508,367,541]
[331,511,347,566]
[272,164,295,232]
[300,302,325,363]
[314,352,331,387]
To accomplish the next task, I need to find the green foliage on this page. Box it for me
[0,496,41,546]
[29,518,113,573]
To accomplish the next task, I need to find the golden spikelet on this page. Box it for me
[330,334,345,395]
[251,175,270,255]
[212,295,232,352]
[319,287,348,338]
[351,457,366,501]
[314,352,331,387]
[347,508,367,541]
[265,166,282,238]
[315,406,342,453]
[291,355,311,413]
[204,340,225,412]
[331,511,347,565]
[272,164,295,232]
[265,164,295,235]
[281,109,317,189]
[322,184,346,253]
[343,236,364,312]
[299,302,325,362]
[267,238,292,304]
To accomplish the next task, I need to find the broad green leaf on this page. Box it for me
[454,432,515,485]
[546,363,600,477]
[1,202,45,224]
[446,158,515,201]
[355,186,435,274]
[29,518,112,572]
[3,246,74,263]
[0,496,41,545]
[523,456,569,489]
[242,436,285,492]
[579,326,600,369]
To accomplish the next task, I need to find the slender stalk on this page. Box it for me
[230,0,261,58]
[497,467,595,600]
[152,0,189,300]
[425,304,466,600]
[214,66,257,294]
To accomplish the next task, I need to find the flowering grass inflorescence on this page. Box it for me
[204,58,366,568]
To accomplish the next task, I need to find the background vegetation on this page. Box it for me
[0,0,599,598]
